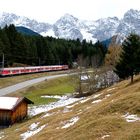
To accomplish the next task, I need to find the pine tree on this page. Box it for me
[114,33,140,83]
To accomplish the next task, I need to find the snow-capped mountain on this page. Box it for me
[0,9,140,43]
[0,12,52,34]
[116,9,140,36]
[53,14,83,40]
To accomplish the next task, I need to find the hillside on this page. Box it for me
[1,75,140,140]
[16,26,40,36]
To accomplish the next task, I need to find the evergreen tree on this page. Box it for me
[114,33,140,83]
[0,24,107,67]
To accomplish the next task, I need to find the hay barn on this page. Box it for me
[0,97,33,128]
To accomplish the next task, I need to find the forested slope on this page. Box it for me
[0,24,106,67]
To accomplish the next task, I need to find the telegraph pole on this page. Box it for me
[2,53,4,69]
[39,57,40,66]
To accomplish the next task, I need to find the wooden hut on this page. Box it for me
[0,97,33,128]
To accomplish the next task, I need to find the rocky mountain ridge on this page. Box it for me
[0,9,140,43]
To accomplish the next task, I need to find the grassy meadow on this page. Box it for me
[8,76,75,105]
[1,74,140,140]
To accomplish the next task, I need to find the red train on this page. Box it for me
[0,65,68,76]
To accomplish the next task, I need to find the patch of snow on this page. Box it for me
[86,106,91,110]
[63,107,72,113]
[122,113,140,122]
[0,97,19,110]
[41,112,55,118]
[105,94,111,97]
[0,132,4,135]
[105,94,111,99]
[93,93,102,99]
[66,102,79,108]
[0,135,4,139]
[77,109,83,115]
[29,122,40,130]
[80,98,90,103]
[41,95,67,100]
[77,112,82,115]
[0,132,4,139]
[15,128,19,131]
[80,75,90,80]
[95,74,99,80]
[111,100,114,103]
[61,116,79,129]
[96,82,102,88]
[78,109,82,112]
[40,29,56,38]
[92,99,102,104]
[29,96,82,116]
[21,124,46,140]
[101,134,110,139]
[80,29,97,43]
[107,88,115,92]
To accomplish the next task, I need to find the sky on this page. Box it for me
[0,0,140,24]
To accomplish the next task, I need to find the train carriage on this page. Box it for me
[0,65,68,76]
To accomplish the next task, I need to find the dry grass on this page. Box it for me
[2,75,140,140]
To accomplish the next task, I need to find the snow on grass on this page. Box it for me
[77,109,83,115]
[105,94,111,99]
[101,134,110,139]
[66,102,79,108]
[29,122,40,130]
[122,113,140,122]
[41,112,55,118]
[41,95,67,99]
[86,106,91,110]
[93,93,102,99]
[105,94,111,97]
[61,116,79,129]
[0,135,4,140]
[63,107,72,113]
[107,88,115,92]
[92,93,112,104]
[20,122,46,140]
[15,128,19,131]
[29,95,82,116]
[80,75,90,81]
[80,98,90,103]
[92,99,102,104]
[0,132,4,139]
[111,100,114,103]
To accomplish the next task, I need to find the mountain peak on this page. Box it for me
[124,9,140,19]
[126,9,139,14]
[63,13,78,19]
[56,13,78,24]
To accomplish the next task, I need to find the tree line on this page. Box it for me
[0,24,107,68]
